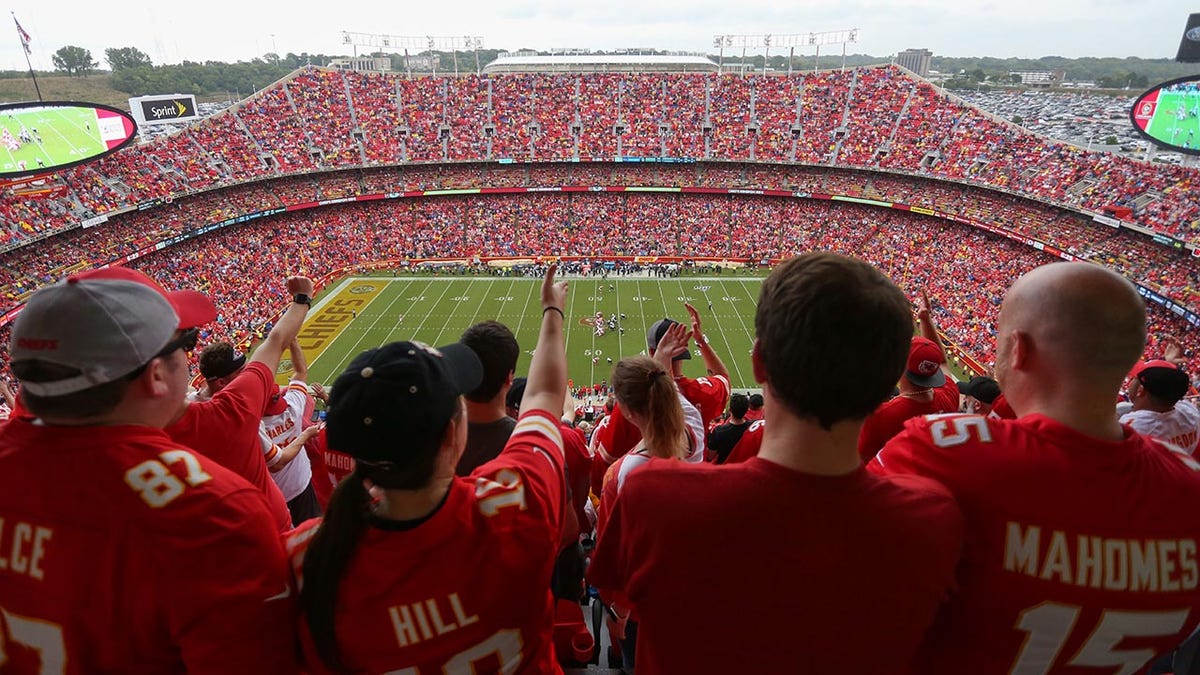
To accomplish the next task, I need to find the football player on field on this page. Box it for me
[872,262,1200,674]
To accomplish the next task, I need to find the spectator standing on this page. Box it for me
[708,392,752,464]
[289,265,569,674]
[0,268,297,672]
[744,393,764,421]
[590,253,963,674]
[166,275,314,532]
[857,290,959,461]
[872,262,1200,673]
[1121,356,1200,455]
[456,320,519,475]
[259,338,323,525]
[958,375,1002,416]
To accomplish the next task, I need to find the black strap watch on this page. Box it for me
[293,293,312,307]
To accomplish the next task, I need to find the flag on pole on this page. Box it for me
[13,15,31,55]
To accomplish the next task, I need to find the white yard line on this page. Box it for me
[320,278,419,376]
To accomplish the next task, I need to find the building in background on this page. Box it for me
[896,49,933,77]
[327,56,392,73]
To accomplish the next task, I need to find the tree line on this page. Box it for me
[32,44,1200,97]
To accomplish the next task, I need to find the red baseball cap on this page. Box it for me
[906,337,946,388]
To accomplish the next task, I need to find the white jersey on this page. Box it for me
[259,379,313,501]
[1120,400,1200,455]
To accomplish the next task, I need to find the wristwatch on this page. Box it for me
[293,293,312,307]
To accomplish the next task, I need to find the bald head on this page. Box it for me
[1000,262,1145,381]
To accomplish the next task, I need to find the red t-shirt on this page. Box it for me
[990,392,1017,419]
[724,419,765,464]
[871,412,1200,674]
[289,410,566,674]
[0,419,297,673]
[857,378,959,461]
[167,361,291,531]
[589,457,963,674]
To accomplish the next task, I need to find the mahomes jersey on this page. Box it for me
[289,410,566,675]
[0,419,296,674]
[871,412,1200,674]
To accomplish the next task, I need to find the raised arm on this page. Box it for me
[519,265,569,425]
[288,338,309,383]
[685,302,729,380]
[916,289,953,378]
[250,276,314,371]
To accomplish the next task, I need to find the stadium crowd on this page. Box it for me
[1,65,1197,246]
[4,247,1200,673]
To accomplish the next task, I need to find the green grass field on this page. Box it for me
[0,106,105,173]
[1146,91,1200,150]
[295,275,764,392]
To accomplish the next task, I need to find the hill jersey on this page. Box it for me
[871,412,1200,674]
[288,410,566,675]
[0,418,296,673]
[589,458,963,674]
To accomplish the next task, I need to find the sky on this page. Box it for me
[2,0,1195,72]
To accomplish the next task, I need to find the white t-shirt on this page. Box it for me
[1120,400,1200,455]
[259,380,313,501]
[615,391,706,491]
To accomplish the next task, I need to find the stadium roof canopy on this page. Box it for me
[482,54,719,74]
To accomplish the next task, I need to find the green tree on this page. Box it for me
[51,45,98,77]
[1010,74,1023,85]
[104,47,152,71]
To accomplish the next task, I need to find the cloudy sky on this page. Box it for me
[3,0,1194,71]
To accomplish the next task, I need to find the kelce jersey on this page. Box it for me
[0,418,296,674]
[289,410,566,675]
[870,412,1200,675]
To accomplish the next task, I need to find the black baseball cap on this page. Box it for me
[326,341,483,463]
[506,376,528,411]
[647,318,691,361]
[957,375,1001,404]
[1131,360,1190,403]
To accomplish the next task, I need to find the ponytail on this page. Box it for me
[613,356,688,459]
[301,467,372,672]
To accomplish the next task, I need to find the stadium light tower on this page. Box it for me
[341,32,486,77]
[713,29,859,75]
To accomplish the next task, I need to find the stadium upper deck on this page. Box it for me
[0,64,1195,250]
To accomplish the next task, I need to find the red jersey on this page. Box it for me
[589,457,963,674]
[167,361,291,531]
[990,392,1017,419]
[871,413,1200,674]
[724,419,765,464]
[289,410,566,674]
[857,378,959,461]
[0,418,296,674]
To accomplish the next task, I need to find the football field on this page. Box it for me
[1145,91,1200,150]
[0,106,106,173]
[291,275,764,392]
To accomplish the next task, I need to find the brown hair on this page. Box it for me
[13,360,131,418]
[755,252,912,430]
[613,356,688,459]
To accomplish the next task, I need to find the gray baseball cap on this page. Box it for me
[11,267,216,397]
[647,318,691,361]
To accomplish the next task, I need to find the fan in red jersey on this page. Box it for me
[857,290,959,462]
[872,262,1200,675]
[591,253,963,674]
[288,265,569,674]
[0,267,296,673]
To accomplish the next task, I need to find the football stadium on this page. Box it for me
[4,11,1200,674]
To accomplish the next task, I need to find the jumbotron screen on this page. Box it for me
[1130,76,1200,155]
[0,101,138,177]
